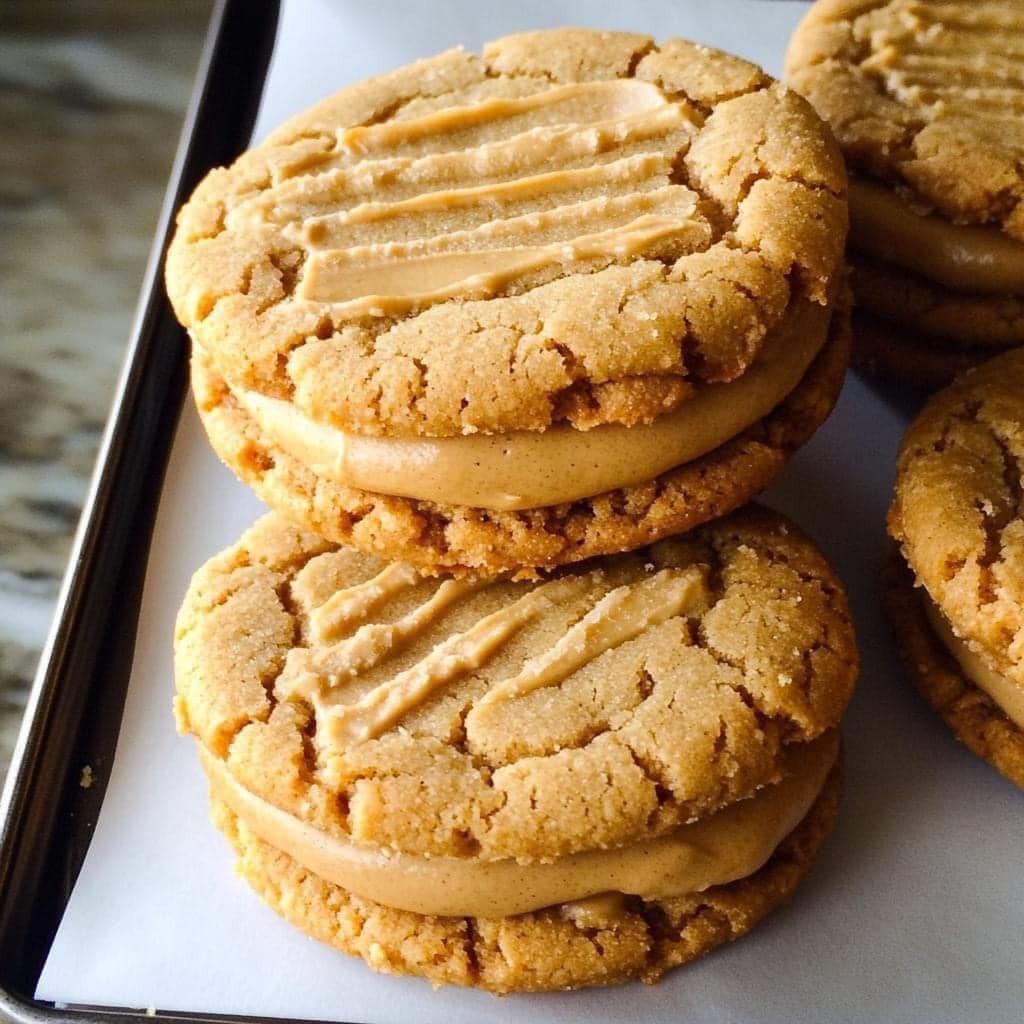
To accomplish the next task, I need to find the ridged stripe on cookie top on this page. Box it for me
[174,509,858,861]
[282,574,595,747]
[234,82,706,315]
[168,31,847,437]
[855,2,1024,136]
[280,566,708,749]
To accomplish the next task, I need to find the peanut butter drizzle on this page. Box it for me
[314,575,594,746]
[200,732,838,919]
[243,104,695,229]
[476,567,709,709]
[278,575,485,702]
[311,562,421,643]
[850,178,1024,295]
[339,79,672,158]
[305,152,671,233]
[301,209,697,311]
[300,181,699,253]
[244,77,707,318]
[277,561,712,766]
[923,597,1024,729]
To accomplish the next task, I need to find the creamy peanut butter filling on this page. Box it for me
[849,178,1024,296]
[923,597,1024,729]
[232,297,830,511]
[201,731,837,919]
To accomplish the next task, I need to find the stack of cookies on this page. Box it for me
[166,29,859,992]
[787,0,1024,390]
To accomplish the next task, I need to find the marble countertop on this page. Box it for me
[1,5,212,785]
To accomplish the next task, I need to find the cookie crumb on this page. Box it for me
[79,765,93,789]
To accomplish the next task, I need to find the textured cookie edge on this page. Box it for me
[209,756,843,993]
[881,545,1024,789]
[189,296,851,575]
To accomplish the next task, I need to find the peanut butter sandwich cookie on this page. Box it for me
[174,505,857,992]
[167,28,849,575]
[787,0,1024,390]
[885,350,1024,788]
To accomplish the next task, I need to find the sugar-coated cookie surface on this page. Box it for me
[167,27,846,439]
[787,0,1024,238]
[887,349,1024,785]
[890,351,1024,673]
[174,506,857,990]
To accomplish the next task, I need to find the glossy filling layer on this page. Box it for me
[201,731,837,919]
[849,178,1024,296]
[924,596,1024,729]
[232,297,831,511]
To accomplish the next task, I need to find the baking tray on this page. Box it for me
[0,1,281,1020]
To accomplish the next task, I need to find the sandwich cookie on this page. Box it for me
[886,349,1024,788]
[174,505,858,992]
[168,28,849,575]
[786,0,1024,389]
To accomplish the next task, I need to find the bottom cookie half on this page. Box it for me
[851,310,988,392]
[192,301,849,576]
[882,547,1024,789]
[850,256,1024,351]
[210,760,842,994]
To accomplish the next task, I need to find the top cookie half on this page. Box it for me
[167,28,846,440]
[786,0,1024,239]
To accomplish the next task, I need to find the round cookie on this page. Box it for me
[886,348,1024,787]
[174,505,858,992]
[167,28,848,572]
[787,1,1024,387]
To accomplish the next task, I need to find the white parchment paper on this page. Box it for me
[37,2,1024,1021]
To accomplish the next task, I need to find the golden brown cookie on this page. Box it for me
[886,349,1024,787]
[787,2,1024,388]
[174,505,858,991]
[167,28,848,571]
